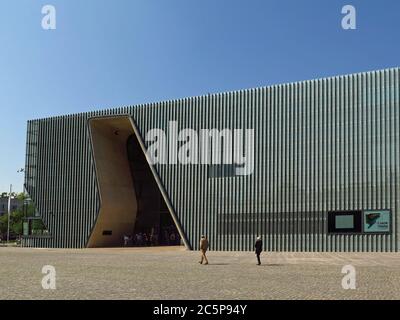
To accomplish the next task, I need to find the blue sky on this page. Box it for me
[0,0,399,193]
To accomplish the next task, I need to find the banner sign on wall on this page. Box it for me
[363,210,391,233]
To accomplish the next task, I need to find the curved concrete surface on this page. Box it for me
[87,117,138,247]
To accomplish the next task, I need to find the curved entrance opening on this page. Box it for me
[86,116,187,249]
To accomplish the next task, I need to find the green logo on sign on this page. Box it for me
[363,210,390,233]
[365,213,380,229]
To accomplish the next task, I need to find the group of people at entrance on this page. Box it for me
[123,225,181,247]
[198,235,263,265]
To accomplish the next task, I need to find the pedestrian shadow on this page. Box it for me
[260,263,284,267]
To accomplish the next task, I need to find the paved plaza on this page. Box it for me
[0,246,399,300]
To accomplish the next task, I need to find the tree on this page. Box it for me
[11,210,24,235]
[0,192,46,239]
[0,191,17,198]
[0,214,8,236]
[0,210,22,239]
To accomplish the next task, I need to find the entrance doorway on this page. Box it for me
[86,116,186,248]
[126,134,181,247]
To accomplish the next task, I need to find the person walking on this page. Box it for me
[255,236,263,265]
[198,235,209,265]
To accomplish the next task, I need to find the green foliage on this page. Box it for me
[11,210,24,235]
[0,209,24,238]
[32,219,45,231]
[16,192,27,201]
[0,192,46,239]
[0,214,7,235]
[1,191,17,198]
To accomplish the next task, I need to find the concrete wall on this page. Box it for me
[86,117,137,247]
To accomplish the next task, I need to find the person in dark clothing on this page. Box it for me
[254,236,263,265]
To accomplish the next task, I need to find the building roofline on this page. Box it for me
[28,66,400,123]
